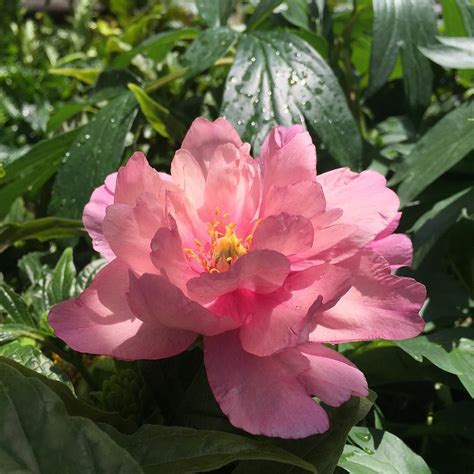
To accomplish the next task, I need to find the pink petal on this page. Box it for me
[252,213,314,257]
[127,273,239,335]
[202,143,260,237]
[367,233,413,269]
[238,263,352,356]
[317,168,400,244]
[102,203,157,274]
[180,117,243,175]
[310,252,426,343]
[376,212,402,239]
[258,125,317,197]
[261,181,326,219]
[48,260,196,360]
[83,172,117,260]
[296,343,368,406]
[204,331,329,438]
[114,152,167,206]
[187,250,290,304]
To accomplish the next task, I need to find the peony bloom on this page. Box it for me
[49,118,426,438]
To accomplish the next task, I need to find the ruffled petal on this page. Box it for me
[204,331,329,438]
[180,117,243,175]
[187,250,290,304]
[127,273,239,336]
[317,168,399,245]
[310,252,426,343]
[48,260,196,360]
[368,233,413,269]
[83,172,117,260]
[238,263,352,356]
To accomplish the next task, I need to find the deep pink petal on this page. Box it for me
[310,252,426,343]
[252,213,314,257]
[180,117,243,174]
[83,172,117,260]
[317,168,399,244]
[296,343,368,406]
[238,263,352,356]
[48,260,196,360]
[187,250,290,304]
[127,273,239,335]
[204,331,329,438]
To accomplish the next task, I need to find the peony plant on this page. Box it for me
[49,118,425,438]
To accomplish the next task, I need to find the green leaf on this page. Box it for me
[221,31,362,167]
[101,423,316,473]
[0,283,35,326]
[392,102,474,205]
[410,186,474,267]
[247,0,285,31]
[112,28,198,68]
[0,357,137,433]
[419,37,474,69]
[183,27,238,78]
[48,67,101,85]
[0,361,141,473]
[47,102,92,132]
[456,0,474,36]
[128,83,183,140]
[368,0,437,108]
[0,217,84,253]
[18,251,48,287]
[49,92,137,219]
[47,248,76,306]
[232,393,376,474]
[440,0,470,37]
[0,129,81,219]
[0,324,46,344]
[339,427,431,474]
[396,327,474,396]
[0,341,70,385]
[196,0,236,27]
[281,0,311,31]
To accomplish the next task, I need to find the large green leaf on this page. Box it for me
[0,341,70,385]
[0,129,80,219]
[0,361,141,473]
[183,27,238,78]
[410,186,474,267]
[247,0,285,31]
[420,37,474,69]
[112,28,198,68]
[49,92,137,219]
[0,217,84,253]
[196,0,236,27]
[339,427,430,474]
[396,327,474,396]
[440,0,471,37]
[47,248,77,306]
[232,393,375,474]
[368,0,437,108]
[391,102,474,205]
[101,424,316,473]
[221,31,362,167]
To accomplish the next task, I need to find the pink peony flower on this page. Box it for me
[49,118,426,438]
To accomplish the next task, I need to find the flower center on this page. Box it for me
[184,208,256,273]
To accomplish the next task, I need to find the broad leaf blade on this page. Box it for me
[47,248,76,306]
[0,283,35,327]
[419,37,474,69]
[49,92,137,219]
[101,424,316,473]
[392,102,474,205]
[196,0,236,27]
[221,31,362,167]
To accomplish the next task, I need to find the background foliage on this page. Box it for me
[0,0,473,472]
